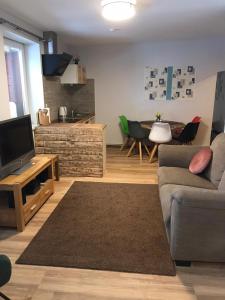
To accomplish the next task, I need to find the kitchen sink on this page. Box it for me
[73,113,87,118]
[58,113,91,123]
[66,113,90,123]
[65,117,82,123]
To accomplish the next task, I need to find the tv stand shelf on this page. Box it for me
[0,156,55,232]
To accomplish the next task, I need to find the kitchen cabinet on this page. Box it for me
[60,64,87,85]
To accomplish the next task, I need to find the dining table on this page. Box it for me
[140,120,186,163]
[141,120,185,138]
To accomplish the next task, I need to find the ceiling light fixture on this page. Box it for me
[109,27,120,32]
[101,0,136,22]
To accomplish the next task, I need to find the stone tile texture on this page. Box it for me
[35,124,106,178]
[43,77,95,121]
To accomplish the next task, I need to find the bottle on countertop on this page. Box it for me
[45,104,51,123]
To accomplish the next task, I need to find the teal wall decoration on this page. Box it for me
[145,66,196,101]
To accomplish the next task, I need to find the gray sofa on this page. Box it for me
[158,133,225,262]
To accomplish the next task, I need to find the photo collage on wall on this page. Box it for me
[145,66,196,101]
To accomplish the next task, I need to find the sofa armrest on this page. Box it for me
[170,188,225,261]
[172,188,225,209]
[158,145,204,168]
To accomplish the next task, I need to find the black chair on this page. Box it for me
[127,121,150,160]
[0,255,12,300]
[174,122,200,144]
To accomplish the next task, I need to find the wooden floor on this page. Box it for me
[0,147,225,300]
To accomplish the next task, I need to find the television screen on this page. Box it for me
[0,115,35,179]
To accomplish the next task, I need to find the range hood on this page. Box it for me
[42,53,73,76]
[61,64,87,85]
[42,31,73,76]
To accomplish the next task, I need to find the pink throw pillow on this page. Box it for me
[189,148,212,174]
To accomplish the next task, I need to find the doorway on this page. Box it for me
[211,71,225,141]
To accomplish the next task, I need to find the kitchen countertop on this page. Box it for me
[53,114,95,125]
[37,114,107,130]
[40,123,106,130]
[76,114,95,124]
[35,116,106,133]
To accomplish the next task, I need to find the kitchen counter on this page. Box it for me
[34,122,106,178]
[55,114,95,125]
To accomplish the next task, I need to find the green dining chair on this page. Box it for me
[0,255,12,300]
[119,115,130,151]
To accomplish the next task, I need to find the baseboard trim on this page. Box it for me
[106,144,121,148]
[175,260,191,267]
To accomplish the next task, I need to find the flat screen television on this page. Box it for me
[0,115,35,179]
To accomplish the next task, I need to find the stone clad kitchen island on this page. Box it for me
[34,123,106,177]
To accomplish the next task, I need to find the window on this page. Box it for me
[4,38,29,118]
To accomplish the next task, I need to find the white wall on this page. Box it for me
[0,9,42,38]
[25,43,45,125]
[69,38,225,145]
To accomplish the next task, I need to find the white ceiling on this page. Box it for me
[0,0,225,46]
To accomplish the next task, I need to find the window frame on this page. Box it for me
[4,37,30,117]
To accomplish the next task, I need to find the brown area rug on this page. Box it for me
[16,182,175,276]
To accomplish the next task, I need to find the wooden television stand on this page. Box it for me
[0,156,57,232]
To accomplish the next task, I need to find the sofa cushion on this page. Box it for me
[158,167,216,190]
[204,133,225,187]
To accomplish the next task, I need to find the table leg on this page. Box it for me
[139,142,143,161]
[149,144,158,163]
[55,159,60,181]
[13,185,25,232]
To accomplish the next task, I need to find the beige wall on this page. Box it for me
[0,27,10,120]
[69,38,225,145]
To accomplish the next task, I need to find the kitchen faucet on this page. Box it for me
[71,104,81,117]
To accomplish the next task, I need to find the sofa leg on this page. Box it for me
[175,260,191,267]
[0,291,11,300]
